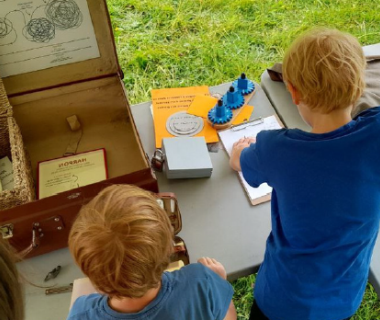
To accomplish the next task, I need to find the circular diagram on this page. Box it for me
[45,0,83,30]
[23,18,55,43]
[166,111,204,137]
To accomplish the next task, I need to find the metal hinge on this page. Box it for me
[0,224,14,239]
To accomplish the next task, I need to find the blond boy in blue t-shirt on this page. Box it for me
[231,28,380,320]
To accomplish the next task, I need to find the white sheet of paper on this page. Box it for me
[38,149,107,199]
[70,278,97,309]
[363,43,380,59]
[239,172,272,200]
[0,0,100,77]
[218,115,282,202]
[0,156,14,191]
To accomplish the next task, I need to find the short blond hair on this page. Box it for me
[0,239,23,320]
[283,28,366,113]
[69,185,173,298]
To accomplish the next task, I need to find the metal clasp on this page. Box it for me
[0,224,13,239]
[151,149,165,172]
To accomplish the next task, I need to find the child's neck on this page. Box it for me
[108,282,161,313]
[300,103,353,134]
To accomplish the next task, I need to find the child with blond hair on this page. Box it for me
[230,28,380,320]
[67,184,236,320]
[0,238,24,320]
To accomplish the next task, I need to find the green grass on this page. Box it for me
[106,0,380,104]
[231,275,380,320]
[105,0,380,318]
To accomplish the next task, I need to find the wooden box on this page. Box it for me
[0,0,157,257]
[0,83,35,211]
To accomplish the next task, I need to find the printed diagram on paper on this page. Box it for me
[0,0,100,77]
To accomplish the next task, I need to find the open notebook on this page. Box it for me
[218,115,283,205]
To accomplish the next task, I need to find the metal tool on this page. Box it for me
[151,149,165,172]
[230,117,263,132]
[44,265,61,282]
[45,283,73,295]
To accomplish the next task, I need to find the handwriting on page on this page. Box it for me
[218,115,282,204]
[219,115,282,156]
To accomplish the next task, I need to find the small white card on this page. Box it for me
[0,156,14,191]
[38,149,108,199]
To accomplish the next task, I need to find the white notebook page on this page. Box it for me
[218,115,283,204]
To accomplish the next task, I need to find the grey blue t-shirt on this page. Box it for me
[67,263,233,320]
[240,107,380,320]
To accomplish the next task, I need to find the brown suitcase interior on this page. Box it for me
[0,0,157,257]
[0,0,151,198]
[10,76,148,184]
[2,1,150,183]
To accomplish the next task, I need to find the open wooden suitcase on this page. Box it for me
[0,0,167,258]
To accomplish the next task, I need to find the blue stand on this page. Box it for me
[232,73,255,95]
[222,86,244,110]
[208,99,233,124]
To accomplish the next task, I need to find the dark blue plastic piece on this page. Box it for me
[222,86,244,110]
[208,99,233,124]
[232,73,255,95]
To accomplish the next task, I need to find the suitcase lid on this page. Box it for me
[157,193,182,235]
[0,0,120,97]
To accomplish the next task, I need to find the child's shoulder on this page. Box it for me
[67,293,104,320]
[355,106,380,122]
[164,263,232,299]
[255,127,288,152]
[169,262,210,280]
[258,128,287,140]
[166,263,226,287]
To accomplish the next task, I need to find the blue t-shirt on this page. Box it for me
[240,107,380,320]
[67,263,233,320]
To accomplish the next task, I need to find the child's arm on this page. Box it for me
[197,257,227,279]
[224,301,237,320]
[197,257,237,320]
[229,137,256,172]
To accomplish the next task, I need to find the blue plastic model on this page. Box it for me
[222,86,244,110]
[208,99,233,124]
[232,73,255,95]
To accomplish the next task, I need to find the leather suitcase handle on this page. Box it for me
[19,227,41,257]
[1,215,65,257]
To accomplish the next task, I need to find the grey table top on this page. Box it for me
[19,81,277,320]
[261,71,311,132]
[131,82,276,280]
